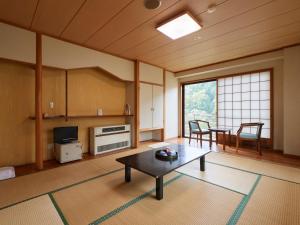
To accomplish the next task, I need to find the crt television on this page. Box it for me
[53,126,78,144]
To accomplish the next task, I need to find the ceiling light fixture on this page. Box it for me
[156,12,202,40]
[144,0,161,10]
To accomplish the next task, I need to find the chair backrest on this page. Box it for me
[189,120,201,133]
[238,122,264,139]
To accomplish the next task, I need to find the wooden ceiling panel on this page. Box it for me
[31,0,85,36]
[149,8,300,65]
[61,0,132,43]
[0,0,38,28]
[168,34,300,71]
[85,0,179,50]
[104,0,226,54]
[163,23,300,68]
[0,0,300,72]
[119,0,274,59]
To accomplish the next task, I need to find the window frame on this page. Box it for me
[181,68,273,148]
[181,79,217,139]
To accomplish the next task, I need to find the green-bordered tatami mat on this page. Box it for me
[52,170,180,225]
[0,147,150,209]
[237,176,300,225]
[0,195,64,225]
[95,174,243,225]
[176,160,258,195]
[206,152,300,183]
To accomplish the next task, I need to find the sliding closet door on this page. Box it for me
[152,85,164,128]
[140,83,153,129]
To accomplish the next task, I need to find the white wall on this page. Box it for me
[0,22,35,63]
[0,22,135,81]
[165,71,179,139]
[283,46,300,156]
[43,36,134,81]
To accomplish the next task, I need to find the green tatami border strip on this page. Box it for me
[0,167,123,211]
[206,161,300,184]
[89,174,183,225]
[227,175,262,225]
[49,193,69,225]
[175,170,248,196]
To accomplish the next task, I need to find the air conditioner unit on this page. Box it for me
[90,124,131,155]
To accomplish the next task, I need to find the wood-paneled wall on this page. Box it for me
[0,60,127,166]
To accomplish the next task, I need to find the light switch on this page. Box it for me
[49,102,54,109]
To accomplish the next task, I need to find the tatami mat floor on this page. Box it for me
[0,141,299,225]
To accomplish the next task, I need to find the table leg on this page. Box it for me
[125,165,131,182]
[216,131,218,144]
[223,131,226,151]
[200,155,205,171]
[156,176,163,200]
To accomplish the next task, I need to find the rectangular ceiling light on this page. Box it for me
[156,13,201,40]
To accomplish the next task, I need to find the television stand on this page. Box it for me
[54,141,83,163]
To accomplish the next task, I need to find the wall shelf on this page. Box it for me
[67,114,134,119]
[28,115,66,120]
[29,114,134,120]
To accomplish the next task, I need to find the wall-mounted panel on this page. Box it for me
[43,36,134,81]
[0,23,35,63]
[139,62,163,85]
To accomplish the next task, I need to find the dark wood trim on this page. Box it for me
[29,115,66,120]
[35,33,43,170]
[65,70,68,121]
[283,153,300,160]
[29,114,133,120]
[67,115,134,119]
[181,83,186,137]
[134,60,140,147]
[140,80,163,87]
[175,43,300,74]
[270,68,274,149]
[180,68,272,85]
[163,69,166,141]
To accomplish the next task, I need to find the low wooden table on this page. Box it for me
[116,144,210,200]
[209,128,231,150]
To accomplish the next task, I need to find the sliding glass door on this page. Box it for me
[182,80,217,138]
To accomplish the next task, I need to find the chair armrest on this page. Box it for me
[195,120,210,128]
[240,122,264,127]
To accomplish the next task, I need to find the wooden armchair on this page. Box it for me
[236,122,264,155]
[188,120,212,148]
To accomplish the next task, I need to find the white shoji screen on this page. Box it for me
[217,71,271,138]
